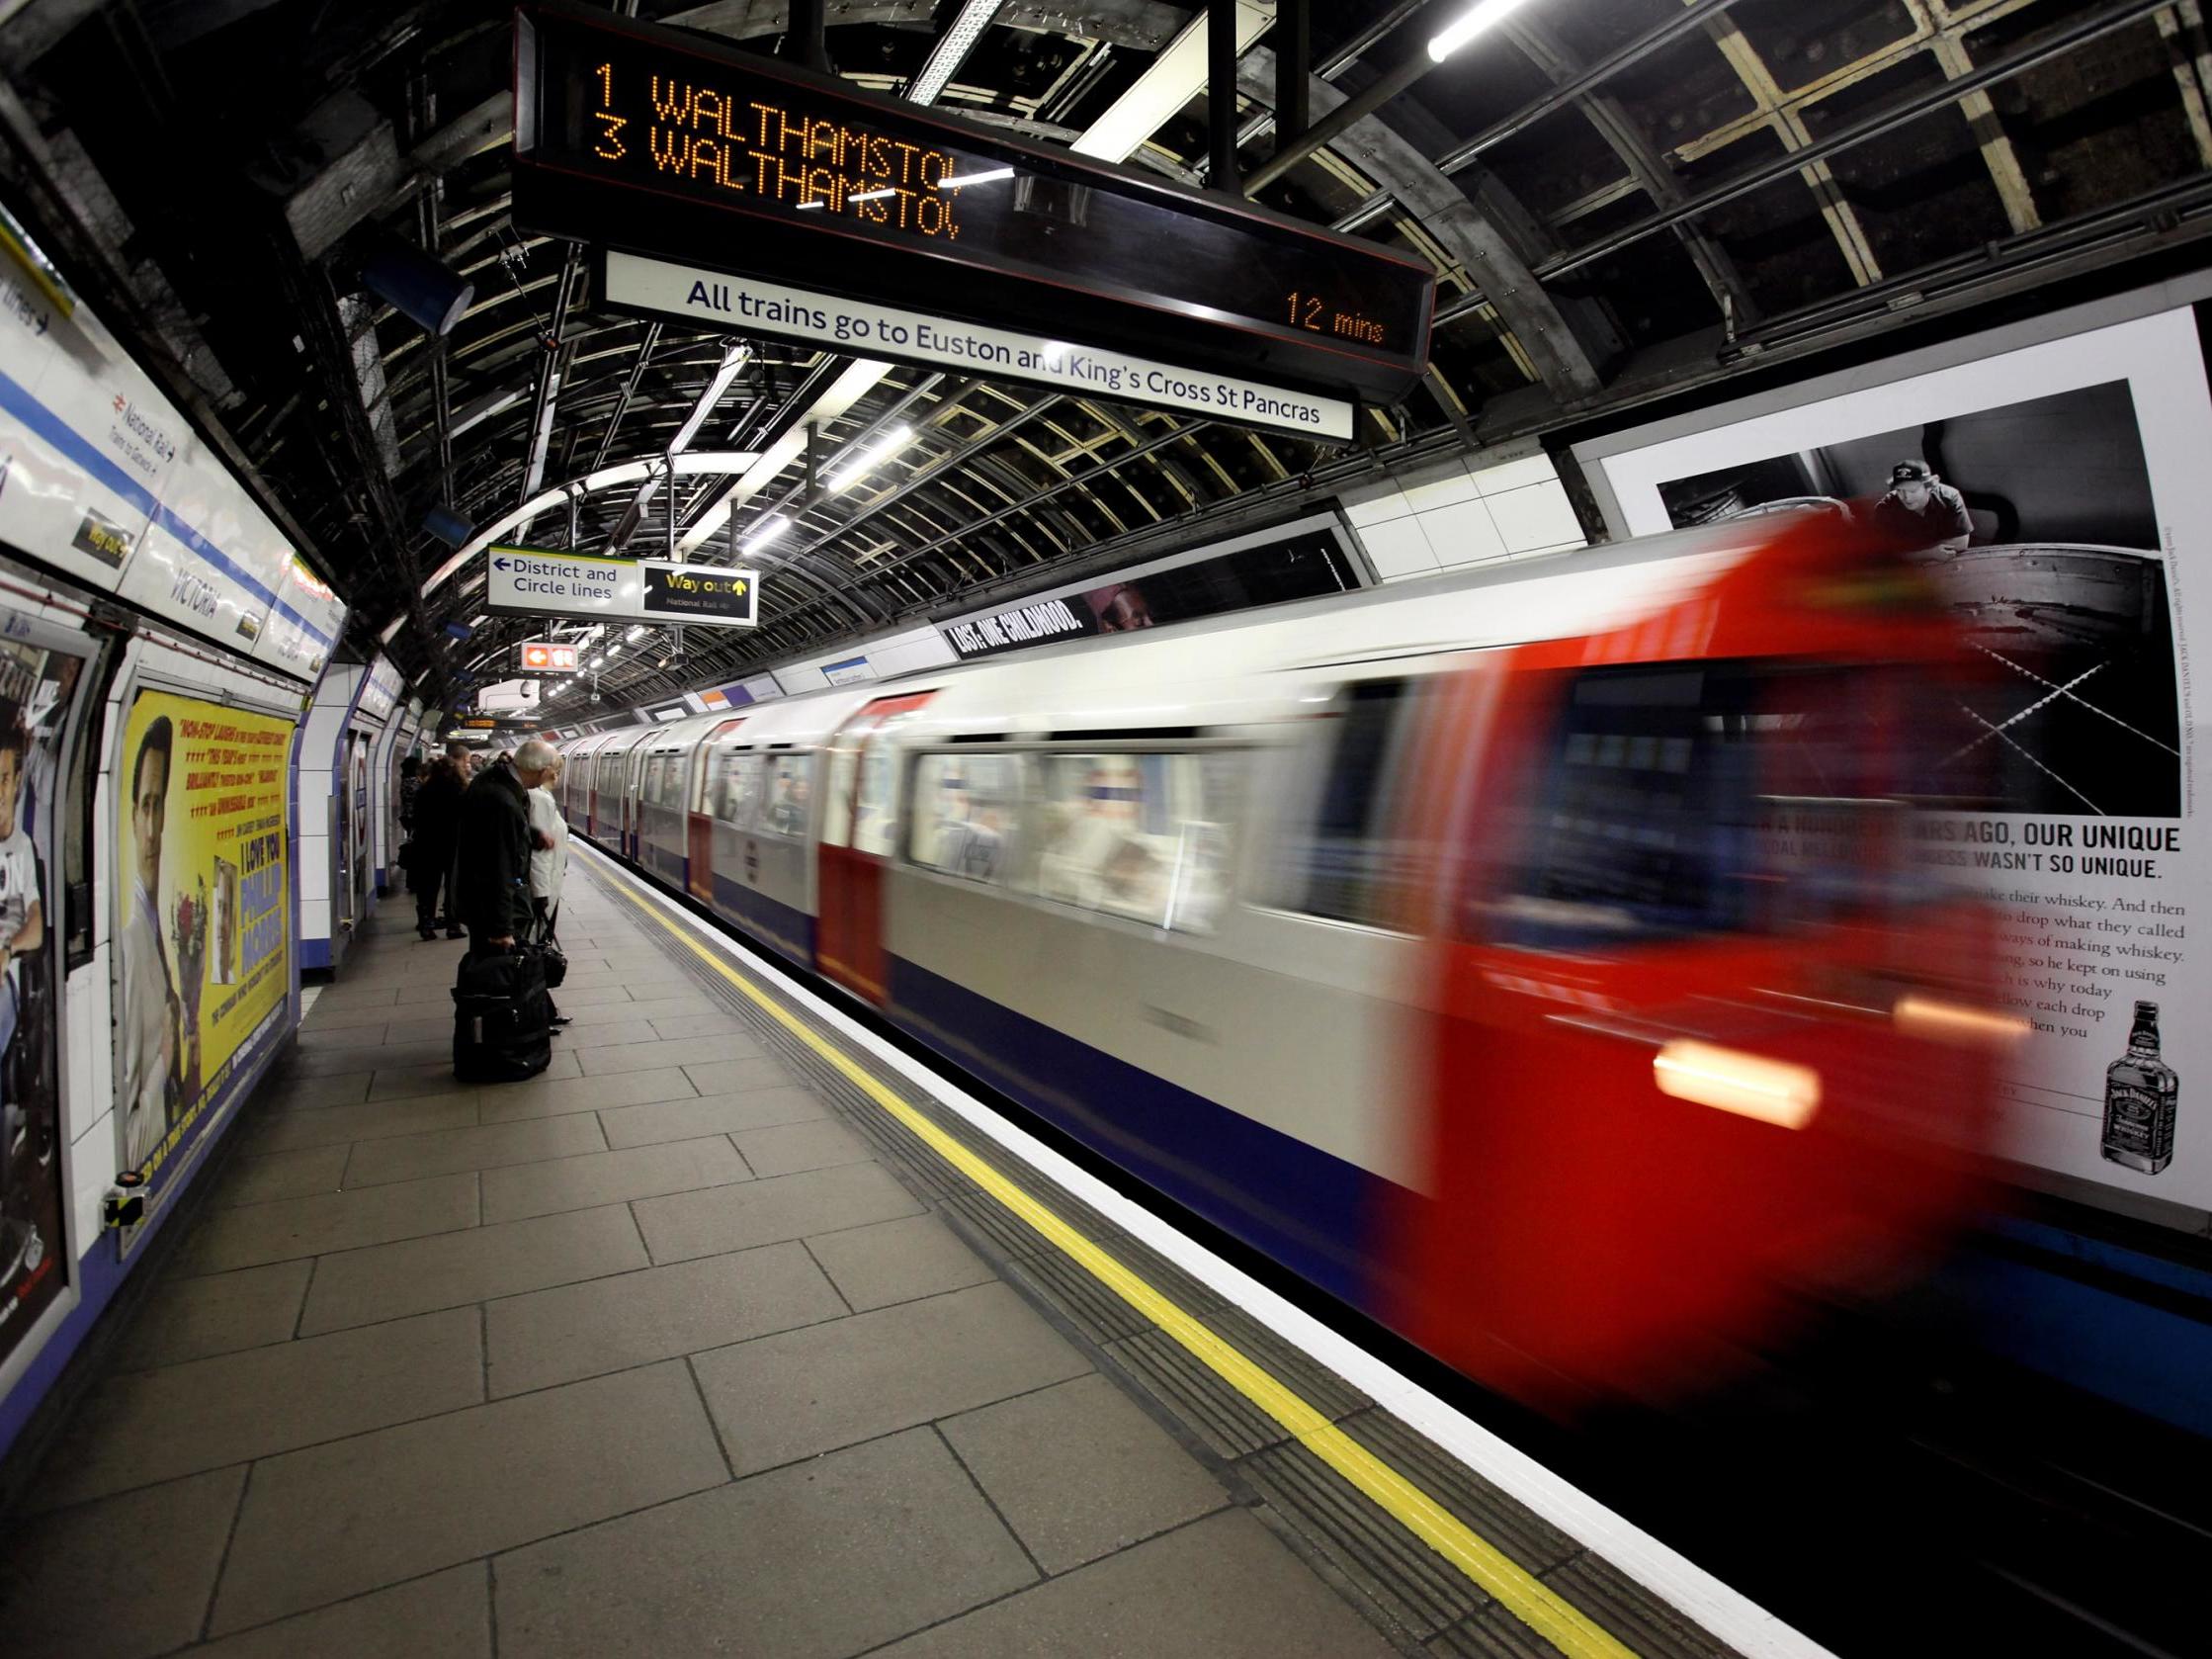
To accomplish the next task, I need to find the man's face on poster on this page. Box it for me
[1100,587,1154,632]
[1896,479,1932,511]
[133,745,168,883]
[0,746,22,840]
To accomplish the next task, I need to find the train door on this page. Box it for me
[816,692,931,999]
[688,721,742,903]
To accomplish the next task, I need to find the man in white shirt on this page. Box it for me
[527,756,569,1028]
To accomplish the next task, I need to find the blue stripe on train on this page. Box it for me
[708,869,814,969]
[885,953,1386,1311]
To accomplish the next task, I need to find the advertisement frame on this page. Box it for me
[107,664,298,1254]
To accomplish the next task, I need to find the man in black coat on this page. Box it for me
[455,739,556,954]
[410,742,470,940]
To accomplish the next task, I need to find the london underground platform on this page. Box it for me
[0,851,1780,1659]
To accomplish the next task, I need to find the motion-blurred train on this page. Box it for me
[559,514,2009,1410]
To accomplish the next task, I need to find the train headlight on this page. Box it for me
[1654,1041,1822,1130]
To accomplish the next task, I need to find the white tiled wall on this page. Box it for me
[1342,447,1589,583]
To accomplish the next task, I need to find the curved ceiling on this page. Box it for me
[5,0,2208,711]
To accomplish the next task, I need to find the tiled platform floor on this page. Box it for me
[0,865,1402,1659]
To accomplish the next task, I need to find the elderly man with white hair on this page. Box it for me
[455,736,559,954]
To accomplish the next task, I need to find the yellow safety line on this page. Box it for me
[599,867,1640,1659]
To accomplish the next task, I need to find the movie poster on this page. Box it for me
[0,624,82,1372]
[1578,305,2212,1214]
[113,689,294,1205]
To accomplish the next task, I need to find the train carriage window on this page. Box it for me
[755,754,814,839]
[709,750,764,830]
[1483,661,1934,951]
[1034,751,1240,932]
[910,753,1022,884]
[1277,680,1415,929]
[853,744,900,857]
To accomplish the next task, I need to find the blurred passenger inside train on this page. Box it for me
[457,738,556,952]
[410,742,470,941]
[0,713,44,1184]
[765,769,810,836]
[1040,757,1157,916]
[119,716,191,1168]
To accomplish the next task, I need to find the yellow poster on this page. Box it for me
[115,689,294,1180]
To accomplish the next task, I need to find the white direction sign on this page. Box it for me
[484,545,759,627]
[601,249,1357,444]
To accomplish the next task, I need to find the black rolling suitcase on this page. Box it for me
[453,945,553,1083]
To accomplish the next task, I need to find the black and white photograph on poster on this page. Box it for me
[1575,303,2212,1216]
[0,623,79,1373]
[1652,380,2180,819]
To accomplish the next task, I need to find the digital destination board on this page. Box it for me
[511,2,1433,410]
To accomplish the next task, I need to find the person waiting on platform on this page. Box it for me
[527,752,570,1028]
[455,738,555,955]
[409,742,469,940]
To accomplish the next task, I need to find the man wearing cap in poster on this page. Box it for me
[1869,460,1972,553]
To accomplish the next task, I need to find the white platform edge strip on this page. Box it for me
[579,843,1834,1659]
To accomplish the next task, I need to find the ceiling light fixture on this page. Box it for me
[743,515,791,551]
[1428,0,1538,63]
[626,625,648,642]
[668,345,751,455]
[825,423,914,492]
[906,0,1003,107]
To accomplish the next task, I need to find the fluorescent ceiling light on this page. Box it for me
[626,625,648,641]
[743,515,791,551]
[939,166,1014,188]
[677,359,891,553]
[1428,0,1538,63]
[907,0,1003,107]
[826,423,914,492]
[669,345,751,455]
[1071,0,1272,163]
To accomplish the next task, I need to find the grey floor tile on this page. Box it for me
[251,1096,480,1155]
[643,1010,760,1040]
[692,1281,1091,1475]
[634,1160,922,1264]
[35,1308,482,1510]
[120,1260,313,1370]
[804,1212,997,1312]
[599,1087,830,1149]
[340,1113,606,1187]
[872,1508,1403,1658]
[210,1362,725,1634]
[192,1564,489,1659]
[394,978,467,1006]
[941,1373,1231,1572]
[290,1037,451,1078]
[369,1050,581,1102]
[578,1032,775,1077]
[477,1067,696,1126]
[481,1135,748,1224]
[492,1427,1033,1659]
[305,986,404,1009]
[260,1070,374,1111]
[730,1117,873,1179]
[382,1013,461,1045]
[178,1173,479,1274]
[298,1203,649,1334]
[0,1467,245,1659]
[677,1056,799,1096]
[218,1145,350,1207]
[299,1002,400,1030]
[486,1241,845,1396]
[555,1019,671,1050]
[619,995,721,1022]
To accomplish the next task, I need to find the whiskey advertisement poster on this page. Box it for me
[114,689,294,1217]
[1574,304,2210,1214]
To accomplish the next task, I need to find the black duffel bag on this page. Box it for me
[453,944,553,1084]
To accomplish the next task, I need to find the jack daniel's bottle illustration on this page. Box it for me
[2101,1001,2178,1175]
